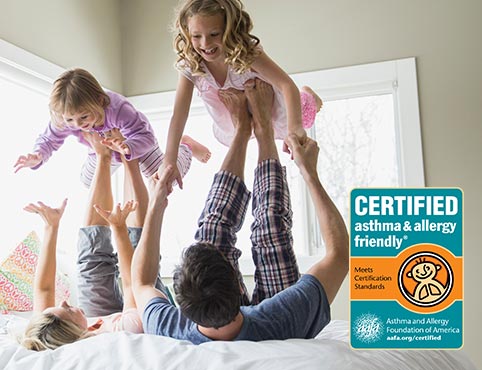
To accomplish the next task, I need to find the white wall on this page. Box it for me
[0,0,123,92]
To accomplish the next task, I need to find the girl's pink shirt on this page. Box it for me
[178,47,288,146]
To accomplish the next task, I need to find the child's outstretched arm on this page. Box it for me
[251,51,307,144]
[14,122,71,173]
[162,74,195,189]
[14,153,43,173]
[24,199,68,311]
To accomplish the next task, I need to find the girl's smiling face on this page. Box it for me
[62,110,97,131]
[188,14,225,63]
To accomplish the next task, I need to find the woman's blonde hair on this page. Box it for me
[173,0,260,76]
[49,68,110,129]
[21,312,92,351]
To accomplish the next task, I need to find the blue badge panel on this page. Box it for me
[349,188,463,349]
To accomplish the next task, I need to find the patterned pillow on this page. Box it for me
[0,231,71,313]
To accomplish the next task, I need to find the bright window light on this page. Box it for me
[1,38,423,278]
[0,75,90,278]
[131,58,424,274]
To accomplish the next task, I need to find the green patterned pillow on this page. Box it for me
[0,231,71,312]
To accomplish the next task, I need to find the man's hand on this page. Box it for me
[283,127,307,157]
[149,165,175,210]
[157,160,182,190]
[286,134,319,178]
[23,199,68,227]
[14,152,43,173]
[94,200,138,228]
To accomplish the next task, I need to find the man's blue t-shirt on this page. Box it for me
[143,274,330,344]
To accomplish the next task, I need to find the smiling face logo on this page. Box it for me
[398,252,453,307]
[407,258,446,302]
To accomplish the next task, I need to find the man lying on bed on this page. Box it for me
[21,130,169,351]
[132,78,349,344]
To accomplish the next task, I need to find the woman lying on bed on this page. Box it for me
[21,131,168,351]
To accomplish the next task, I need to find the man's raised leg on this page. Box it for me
[245,78,300,304]
[194,88,253,304]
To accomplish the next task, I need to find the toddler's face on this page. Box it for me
[188,14,225,63]
[63,110,97,131]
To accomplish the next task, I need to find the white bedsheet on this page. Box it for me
[0,319,477,370]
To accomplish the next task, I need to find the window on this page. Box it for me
[128,104,305,276]
[1,37,423,279]
[130,58,424,274]
[0,40,90,276]
[291,59,424,266]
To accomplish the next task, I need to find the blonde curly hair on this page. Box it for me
[173,0,261,76]
[21,312,93,351]
[49,68,110,129]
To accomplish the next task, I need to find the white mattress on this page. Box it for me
[0,317,477,370]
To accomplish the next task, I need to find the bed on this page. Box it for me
[0,316,476,370]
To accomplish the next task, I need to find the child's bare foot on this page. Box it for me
[181,135,211,163]
[218,88,252,137]
[244,78,275,138]
[301,86,323,112]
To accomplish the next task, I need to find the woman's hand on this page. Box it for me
[82,131,112,156]
[101,128,131,156]
[24,199,68,228]
[94,200,138,228]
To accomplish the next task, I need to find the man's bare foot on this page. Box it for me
[181,135,212,163]
[244,78,275,138]
[301,86,323,112]
[218,88,252,137]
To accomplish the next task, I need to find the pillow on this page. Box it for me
[0,231,70,313]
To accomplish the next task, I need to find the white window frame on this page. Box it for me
[1,38,424,275]
[0,38,126,195]
[129,59,424,180]
[289,58,425,270]
[291,58,424,188]
[129,58,424,273]
[0,39,63,95]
